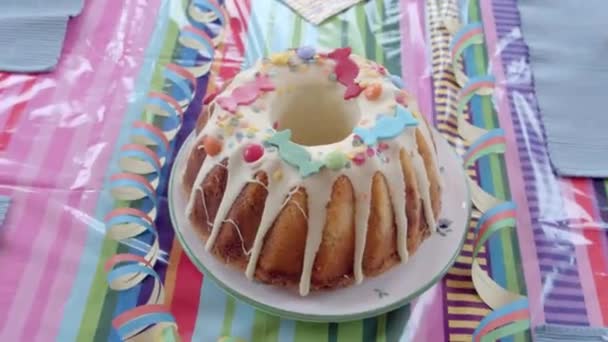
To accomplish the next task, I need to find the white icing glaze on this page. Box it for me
[184,49,439,296]
[400,128,437,233]
[299,175,334,295]
[383,147,409,263]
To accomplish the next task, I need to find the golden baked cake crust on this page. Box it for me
[182,47,442,296]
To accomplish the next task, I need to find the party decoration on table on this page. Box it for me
[472,298,530,342]
[463,128,506,167]
[435,0,532,339]
[0,195,10,230]
[353,105,419,145]
[102,0,228,340]
[145,92,185,140]
[183,0,227,79]
[440,0,461,34]
[449,22,484,86]
[471,202,524,309]
[164,63,198,108]
[178,26,216,77]
[282,0,363,25]
[131,121,171,163]
[188,0,228,27]
[118,144,163,177]
[456,75,495,118]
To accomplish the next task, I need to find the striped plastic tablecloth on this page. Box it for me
[0,0,607,341]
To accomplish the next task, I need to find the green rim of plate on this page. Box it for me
[168,132,471,322]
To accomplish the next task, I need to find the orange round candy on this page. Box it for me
[364,83,382,100]
[203,136,222,156]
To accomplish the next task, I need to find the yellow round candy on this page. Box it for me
[269,52,291,65]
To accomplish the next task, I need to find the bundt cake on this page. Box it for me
[181,47,441,296]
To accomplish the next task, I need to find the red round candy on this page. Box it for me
[353,153,366,166]
[243,143,264,163]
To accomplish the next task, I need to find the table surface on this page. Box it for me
[0,0,607,341]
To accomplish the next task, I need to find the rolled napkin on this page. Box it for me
[0,0,83,72]
[518,0,608,177]
[535,324,608,341]
[0,195,10,230]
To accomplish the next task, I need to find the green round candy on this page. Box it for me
[324,151,348,170]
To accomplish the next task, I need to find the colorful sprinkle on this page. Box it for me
[235,132,244,142]
[225,127,235,136]
[390,74,404,89]
[378,142,389,151]
[372,63,387,75]
[324,151,348,171]
[269,52,291,65]
[203,136,222,156]
[366,147,375,157]
[395,90,409,105]
[364,83,383,100]
[297,46,316,60]
[243,143,264,163]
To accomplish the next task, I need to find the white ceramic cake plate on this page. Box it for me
[169,130,471,322]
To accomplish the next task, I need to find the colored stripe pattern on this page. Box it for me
[472,298,530,342]
[428,0,531,340]
[449,22,484,85]
[100,0,227,340]
[491,0,593,326]
[426,1,493,340]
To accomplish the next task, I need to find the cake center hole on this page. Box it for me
[271,81,361,146]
